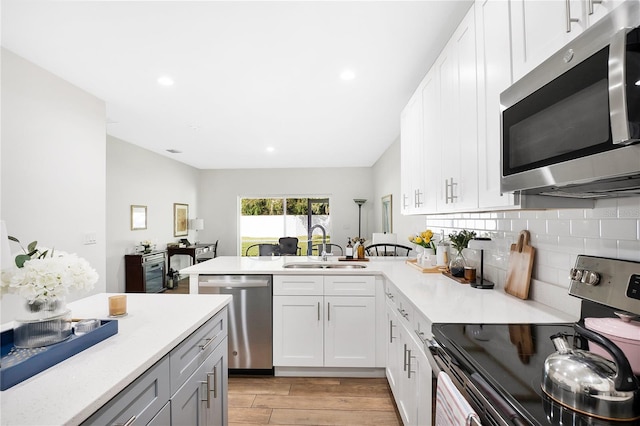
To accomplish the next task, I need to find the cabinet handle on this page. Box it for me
[199,337,214,351]
[114,416,136,426]
[402,194,409,209]
[407,349,416,379]
[389,320,396,343]
[565,0,580,32]
[318,302,321,321]
[445,178,458,204]
[588,0,602,15]
[403,343,408,372]
[414,189,423,208]
[415,329,427,345]
[327,302,331,321]
[212,366,218,399]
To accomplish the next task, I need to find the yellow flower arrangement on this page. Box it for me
[409,229,436,251]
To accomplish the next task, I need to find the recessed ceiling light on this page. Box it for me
[340,70,356,81]
[636,79,640,86]
[166,149,182,154]
[157,76,174,86]
[266,146,275,153]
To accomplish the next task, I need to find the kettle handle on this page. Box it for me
[574,321,638,392]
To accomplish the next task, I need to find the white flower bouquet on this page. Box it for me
[1,237,98,303]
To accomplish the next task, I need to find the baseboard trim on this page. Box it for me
[274,367,386,378]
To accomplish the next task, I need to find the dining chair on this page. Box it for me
[364,243,412,257]
[278,237,300,255]
[244,243,280,256]
[311,243,343,256]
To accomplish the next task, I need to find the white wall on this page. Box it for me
[197,168,373,256]
[106,136,200,292]
[1,49,107,322]
[372,137,425,246]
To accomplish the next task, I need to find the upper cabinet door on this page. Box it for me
[476,0,516,209]
[436,6,479,213]
[420,68,439,213]
[511,0,587,82]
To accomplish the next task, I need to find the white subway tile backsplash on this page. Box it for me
[618,240,640,261]
[426,198,640,315]
[570,219,599,238]
[600,219,638,240]
[585,199,617,219]
[558,209,585,219]
[617,198,640,218]
[547,219,571,237]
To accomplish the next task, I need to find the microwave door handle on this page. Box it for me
[609,27,632,145]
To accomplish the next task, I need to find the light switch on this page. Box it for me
[84,232,97,245]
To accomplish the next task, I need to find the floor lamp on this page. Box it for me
[353,199,367,239]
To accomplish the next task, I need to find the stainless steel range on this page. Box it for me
[428,255,640,425]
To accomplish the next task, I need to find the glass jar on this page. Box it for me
[449,250,467,277]
[14,298,72,348]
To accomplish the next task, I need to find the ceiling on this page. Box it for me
[1,1,473,170]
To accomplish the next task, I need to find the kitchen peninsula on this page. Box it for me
[1,293,231,425]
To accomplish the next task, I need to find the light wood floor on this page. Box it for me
[228,376,402,426]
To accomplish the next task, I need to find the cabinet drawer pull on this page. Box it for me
[115,415,136,426]
[415,330,427,345]
[327,302,331,321]
[318,302,321,321]
[389,320,396,343]
[199,337,214,351]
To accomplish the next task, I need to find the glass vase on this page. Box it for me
[14,298,72,348]
[449,250,467,277]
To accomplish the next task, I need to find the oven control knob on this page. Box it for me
[570,268,583,281]
[581,270,600,286]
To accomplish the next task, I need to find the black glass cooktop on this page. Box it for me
[432,323,636,426]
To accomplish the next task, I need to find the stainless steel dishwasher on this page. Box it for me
[198,275,273,373]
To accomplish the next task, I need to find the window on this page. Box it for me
[240,197,331,256]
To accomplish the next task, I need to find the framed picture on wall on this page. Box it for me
[174,203,189,237]
[131,205,147,230]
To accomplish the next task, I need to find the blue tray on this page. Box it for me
[1,319,118,391]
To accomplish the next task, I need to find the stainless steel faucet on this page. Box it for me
[309,224,327,260]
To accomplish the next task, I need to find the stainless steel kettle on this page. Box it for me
[542,322,640,421]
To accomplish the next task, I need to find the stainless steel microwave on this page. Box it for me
[500,2,640,199]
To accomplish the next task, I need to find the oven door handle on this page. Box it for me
[469,372,528,426]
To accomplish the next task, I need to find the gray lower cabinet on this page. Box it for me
[82,307,228,425]
[82,357,171,425]
[170,337,228,426]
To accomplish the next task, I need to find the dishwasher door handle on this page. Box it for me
[199,280,269,288]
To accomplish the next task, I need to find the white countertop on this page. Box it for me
[0,293,231,426]
[183,256,577,324]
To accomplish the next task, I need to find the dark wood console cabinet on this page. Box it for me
[125,251,167,293]
[167,242,217,272]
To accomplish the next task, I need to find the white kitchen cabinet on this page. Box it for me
[436,5,479,212]
[510,0,586,82]
[510,0,624,82]
[400,87,427,214]
[476,0,517,209]
[273,275,376,368]
[383,281,432,426]
[420,67,440,213]
[273,295,325,366]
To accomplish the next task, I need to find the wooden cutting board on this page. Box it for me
[504,230,535,299]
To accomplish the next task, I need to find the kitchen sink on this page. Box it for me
[282,263,367,269]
